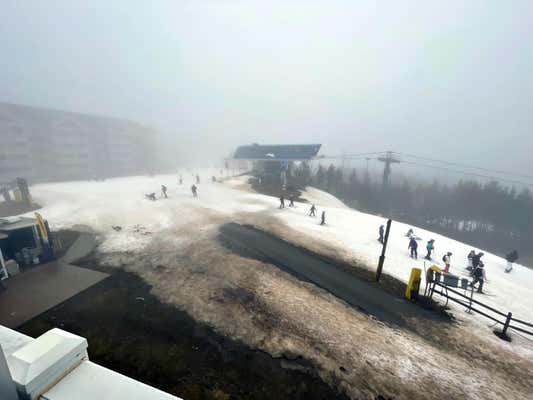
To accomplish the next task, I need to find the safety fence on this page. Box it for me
[427,279,533,339]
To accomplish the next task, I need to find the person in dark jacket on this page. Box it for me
[289,195,295,207]
[472,252,484,269]
[505,250,518,273]
[466,250,476,272]
[425,239,435,260]
[279,196,285,209]
[408,237,418,259]
[470,261,486,293]
[320,211,326,225]
[378,225,385,243]
[309,204,316,217]
[191,184,198,197]
[161,185,168,198]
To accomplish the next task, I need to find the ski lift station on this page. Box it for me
[233,143,322,184]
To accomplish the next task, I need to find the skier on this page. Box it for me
[378,225,385,244]
[505,250,519,273]
[472,252,484,269]
[408,237,418,259]
[309,204,316,217]
[279,196,285,209]
[191,184,198,197]
[442,252,452,273]
[161,185,168,199]
[212,176,217,183]
[425,239,435,260]
[196,174,200,184]
[405,228,414,238]
[289,195,295,207]
[145,192,157,201]
[179,176,183,185]
[466,250,476,272]
[320,211,326,225]
[470,261,486,293]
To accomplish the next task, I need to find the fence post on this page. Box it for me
[494,312,513,341]
[502,312,512,336]
[376,219,392,282]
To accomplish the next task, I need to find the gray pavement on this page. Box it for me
[220,223,443,327]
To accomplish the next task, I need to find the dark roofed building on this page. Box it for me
[234,143,321,161]
[233,143,321,186]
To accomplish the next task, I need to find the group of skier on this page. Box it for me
[403,226,519,293]
[279,195,326,225]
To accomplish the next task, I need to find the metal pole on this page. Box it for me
[502,312,512,336]
[376,219,392,282]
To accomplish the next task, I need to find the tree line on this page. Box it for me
[291,163,533,261]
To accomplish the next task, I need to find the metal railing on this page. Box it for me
[429,280,533,338]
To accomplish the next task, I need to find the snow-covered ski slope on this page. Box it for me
[26,172,533,347]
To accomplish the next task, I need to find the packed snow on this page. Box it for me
[26,171,533,353]
[17,171,533,399]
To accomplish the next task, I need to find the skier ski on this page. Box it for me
[279,196,285,209]
[161,185,168,199]
[425,239,435,260]
[309,204,316,217]
[470,261,486,293]
[408,237,418,259]
[320,211,326,225]
[191,184,198,197]
[505,250,518,273]
[378,225,385,243]
[442,252,452,273]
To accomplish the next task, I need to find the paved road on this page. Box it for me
[220,223,443,327]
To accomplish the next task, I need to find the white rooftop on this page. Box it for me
[0,325,181,400]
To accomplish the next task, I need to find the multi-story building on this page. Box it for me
[0,102,156,183]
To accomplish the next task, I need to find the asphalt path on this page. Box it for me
[220,223,444,327]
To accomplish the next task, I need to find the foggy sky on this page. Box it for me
[2,1,532,173]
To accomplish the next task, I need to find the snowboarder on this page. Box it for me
[378,225,385,243]
[196,174,200,184]
[161,185,168,199]
[442,252,452,273]
[466,250,476,272]
[320,211,326,225]
[470,261,486,293]
[425,239,435,260]
[405,228,414,238]
[309,204,316,217]
[289,195,295,207]
[505,250,518,273]
[408,237,418,259]
[191,184,198,197]
[279,196,285,209]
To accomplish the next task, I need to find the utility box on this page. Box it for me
[405,268,422,300]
